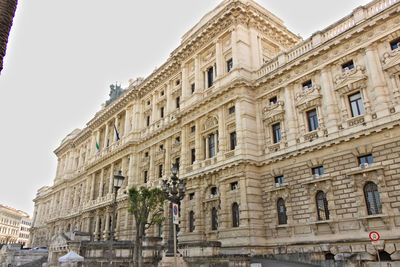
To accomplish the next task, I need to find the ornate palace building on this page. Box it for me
[31,0,400,265]
[0,204,31,247]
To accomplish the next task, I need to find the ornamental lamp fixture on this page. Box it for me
[171,165,178,176]
[113,170,125,189]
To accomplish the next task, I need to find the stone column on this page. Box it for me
[181,64,189,101]
[283,84,298,145]
[164,138,171,178]
[205,136,209,159]
[127,153,134,188]
[103,123,109,148]
[218,108,226,154]
[320,66,339,132]
[108,163,115,194]
[231,29,239,68]
[94,214,100,241]
[216,39,224,78]
[180,125,188,169]
[249,26,261,70]
[103,212,110,240]
[194,120,201,163]
[234,100,244,151]
[90,173,96,200]
[85,176,91,202]
[99,169,104,197]
[124,107,132,136]
[194,55,202,92]
[364,44,389,115]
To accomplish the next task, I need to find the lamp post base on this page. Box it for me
[158,254,188,267]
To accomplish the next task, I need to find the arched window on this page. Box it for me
[211,207,218,230]
[189,211,195,232]
[364,182,382,215]
[277,198,287,225]
[232,202,240,227]
[316,191,329,221]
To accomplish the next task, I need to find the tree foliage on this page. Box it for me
[127,186,165,267]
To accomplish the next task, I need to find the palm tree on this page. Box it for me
[0,0,18,74]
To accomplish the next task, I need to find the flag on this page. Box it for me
[114,124,120,141]
[96,140,100,152]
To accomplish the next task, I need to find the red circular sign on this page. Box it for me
[173,205,178,215]
[369,231,380,241]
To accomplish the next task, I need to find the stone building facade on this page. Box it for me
[0,204,31,247]
[30,0,400,265]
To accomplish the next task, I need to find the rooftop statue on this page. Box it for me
[105,83,124,106]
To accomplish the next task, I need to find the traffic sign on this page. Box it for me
[369,231,380,242]
[172,203,179,225]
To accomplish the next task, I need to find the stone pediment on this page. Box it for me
[334,65,366,91]
[49,233,69,250]
[382,50,400,75]
[262,101,285,124]
[295,85,322,111]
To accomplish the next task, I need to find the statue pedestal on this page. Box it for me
[158,255,188,267]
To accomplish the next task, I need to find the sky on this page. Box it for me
[0,0,370,216]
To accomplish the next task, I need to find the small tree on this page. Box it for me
[128,186,165,267]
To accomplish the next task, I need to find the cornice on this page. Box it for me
[259,120,400,167]
[255,1,400,89]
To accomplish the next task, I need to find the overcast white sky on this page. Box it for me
[0,0,370,216]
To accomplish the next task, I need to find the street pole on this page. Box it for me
[173,223,177,267]
[109,189,117,267]
[374,245,382,267]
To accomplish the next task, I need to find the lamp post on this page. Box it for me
[109,170,125,267]
[161,164,186,257]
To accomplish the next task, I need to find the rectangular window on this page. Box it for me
[175,157,180,170]
[175,136,180,143]
[275,176,284,185]
[208,134,215,158]
[207,66,214,88]
[342,60,354,71]
[191,148,196,164]
[160,107,164,118]
[358,154,373,164]
[227,58,233,72]
[302,80,312,89]
[349,92,364,117]
[189,193,195,200]
[228,106,235,114]
[312,166,324,176]
[390,37,400,50]
[230,181,238,190]
[159,165,163,178]
[272,123,281,144]
[144,171,148,183]
[176,97,180,108]
[306,109,319,131]
[145,151,149,157]
[191,126,196,132]
[159,144,163,151]
[191,83,195,94]
[146,115,150,126]
[230,132,237,150]
[160,90,164,96]
[210,187,217,196]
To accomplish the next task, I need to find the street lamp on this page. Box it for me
[109,170,125,266]
[161,164,186,257]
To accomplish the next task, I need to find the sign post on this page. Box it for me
[369,231,381,267]
[172,203,179,267]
